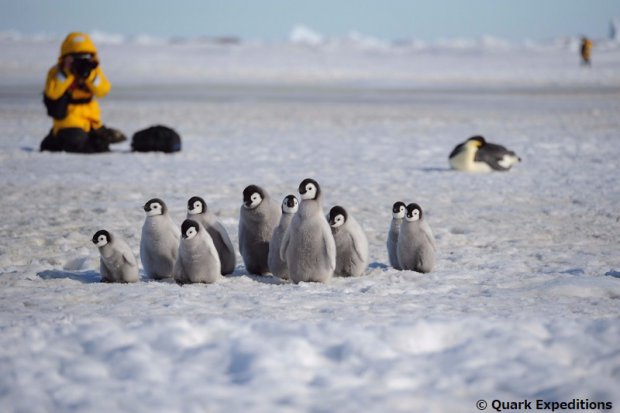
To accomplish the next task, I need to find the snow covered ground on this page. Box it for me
[0,33,619,412]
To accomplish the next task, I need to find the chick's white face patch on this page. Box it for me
[146,202,163,216]
[246,193,262,209]
[188,201,203,215]
[331,214,345,228]
[406,209,420,222]
[301,184,317,200]
[283,198,299,214]
[393,206,406,219]
[184,227,198,240]
[95,235,108,247]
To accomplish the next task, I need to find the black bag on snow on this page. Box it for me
[131,125,182,153]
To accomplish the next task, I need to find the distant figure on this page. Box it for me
[580,37,593,67]
[40,32,126,153]
[610,18,619,42]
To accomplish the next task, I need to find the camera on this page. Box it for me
[71,54,98,79]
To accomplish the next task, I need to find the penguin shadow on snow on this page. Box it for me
[37,263,399,285]
[369,261,389,271]
[604,270,620,279]
[243,273,287,285]
[37,269,102,284]
[228,266,288,285]
[233,261,390,284]
[25,146,134,154]
[417,166,452,173]
[37,269,157,284]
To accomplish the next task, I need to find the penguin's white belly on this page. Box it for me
[100,248,138,283]
[333,230,367,277]
[287,219,333,282]
[449,150,492,173]
[180,245,219,283]
[102,254,124,273]
[397,229,435,273]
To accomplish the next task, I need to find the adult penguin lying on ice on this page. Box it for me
[449,135,521,172]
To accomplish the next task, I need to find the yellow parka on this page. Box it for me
[44,32,111,134]
[581,38,593,62]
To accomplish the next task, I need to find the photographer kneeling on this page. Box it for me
[40,32,125,153]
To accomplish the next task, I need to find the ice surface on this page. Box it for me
[0,32,619,412]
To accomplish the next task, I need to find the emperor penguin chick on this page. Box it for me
[173,219,221,284]
[387,201,406,270]
[328,206,369,277]
[238,185,281,275]
[92,230,139,283]
[268,194,299,280]
[280,178,336,283]
[397,203,437,273]
[140,198,180,280]
[187,196,236,275]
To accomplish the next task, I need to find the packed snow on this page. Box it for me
[0,30,619,413]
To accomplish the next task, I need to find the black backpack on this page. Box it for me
[131,125,181,153]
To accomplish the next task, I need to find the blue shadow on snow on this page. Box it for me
[605,270,620,279]
[37,269,101,284]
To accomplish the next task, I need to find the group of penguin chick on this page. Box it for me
[92,135,520,284]
[92,178,436,285]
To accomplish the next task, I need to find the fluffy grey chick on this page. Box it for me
[238,184,281,275]
[387,201,406,270]
[174,219,221,284]
[397,203,437,273]
[187,196,236,275]
[140,198,180,280]
[328,205,369,277]
[92,229,139,283]
[280,178,336,283]
[268,194,299,280]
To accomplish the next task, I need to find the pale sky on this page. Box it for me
[1,0,618,41]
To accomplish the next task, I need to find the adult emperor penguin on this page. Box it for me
[280,178,336,283]
[387,201,406,270]
[268,194,299,280]
[238,184,281,275]
[92,230,140,283]
[328,205,369,277]
[187,196,236,275]
[173,219,221,284]
[140,198,180,280]
[449,135,521,172]
[397,203,437,273]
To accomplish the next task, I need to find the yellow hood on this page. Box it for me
[60,32,98,58]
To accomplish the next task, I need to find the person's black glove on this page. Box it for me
[72,57,98,79]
